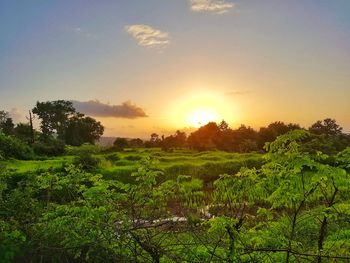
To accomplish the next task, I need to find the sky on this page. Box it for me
[0,0,350,138]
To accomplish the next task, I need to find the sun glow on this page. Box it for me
[168,89,239,129]
[187,109,218,128]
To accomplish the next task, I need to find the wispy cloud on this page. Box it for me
[125,24,170,49]
[72,100,148,119]
[225,90,251,96]
[71,27,97,39]
[190,0,234,14]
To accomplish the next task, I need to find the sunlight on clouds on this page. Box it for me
[190,0,234,14]
[125,24,170,49]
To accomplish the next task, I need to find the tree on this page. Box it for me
[309,118,343,136]
[0,110,8,124]
[258,121,301,148]
[129,138,144,148]
[218,120,229,131]
[14,123,35,144]
[113,137,129,151]
[64,114,104,146]
[32,100,75,138]
[0,111,14,136]
[0,118,14,136]
[145,133,161,147]
[161,130,187,151]
[188,122,219,151]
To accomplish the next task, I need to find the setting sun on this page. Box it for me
[187,109,218,127]
[167,89,239,129]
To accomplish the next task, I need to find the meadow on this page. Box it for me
[2,131,350,262]
[0,148,263,183]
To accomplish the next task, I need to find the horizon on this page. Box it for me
[1,1,350,137]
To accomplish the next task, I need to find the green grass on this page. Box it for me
[0,148,264,183]
[0,156,74,173]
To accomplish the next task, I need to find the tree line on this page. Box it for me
[1,99,349,159]
[0,100,104,159]
[118,118,350,155]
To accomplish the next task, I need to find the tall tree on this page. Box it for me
[64,114,104,146]
[32,100,76,138]
[26,110,35,143]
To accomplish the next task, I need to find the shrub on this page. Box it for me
[124,155,142,161]
[0,133,34,160]
[32,137,65,157]
[73,153,100,171]
[105,153,121,163]
[65,143,101,156]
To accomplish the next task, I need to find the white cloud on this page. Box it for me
[125,24,170,49]
[190,0,234,14]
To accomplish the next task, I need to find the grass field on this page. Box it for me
[0,148,263,183]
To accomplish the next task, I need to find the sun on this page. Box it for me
[167,89,240,129]
[187,109,218,128]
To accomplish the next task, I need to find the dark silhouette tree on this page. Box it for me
[188,122,219,151]
[161,130,187,151]
[113,137,129,151]
[26,110,35,143]
[258,121,301,148]
[64,114,104,146]
[0,110,15,135]
[129,138,144,148]
[309,118,342,136]
[32,100,75,138]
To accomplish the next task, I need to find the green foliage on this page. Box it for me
[32,135,65,156]
[65,114,104,146]
[0,133,35,160]
[1,132,350,262]
[104,152,121,163]
[0,221,26,263]
[73,152,100,171]
[65,143,101,156]
[113,137,128,151]
[32,100,75,137]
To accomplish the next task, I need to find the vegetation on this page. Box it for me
[1,103,350,262]
[0,130,350,262]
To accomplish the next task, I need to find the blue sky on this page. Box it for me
[1,0,350,137]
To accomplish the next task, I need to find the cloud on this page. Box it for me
[71,26,97,39]
[225,90,251,96]
[72,100,148,119]
[9,108,25,123]
[125,24,170,49]
[189,0,234,14]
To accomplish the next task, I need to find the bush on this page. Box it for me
[65,143,101,156]
[32,136,65,157]
[0,133,35,160]
[105,153,121,163]
[124,155,142,161]
[73,153,100,171]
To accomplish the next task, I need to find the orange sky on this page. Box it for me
[1,1,349,137]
